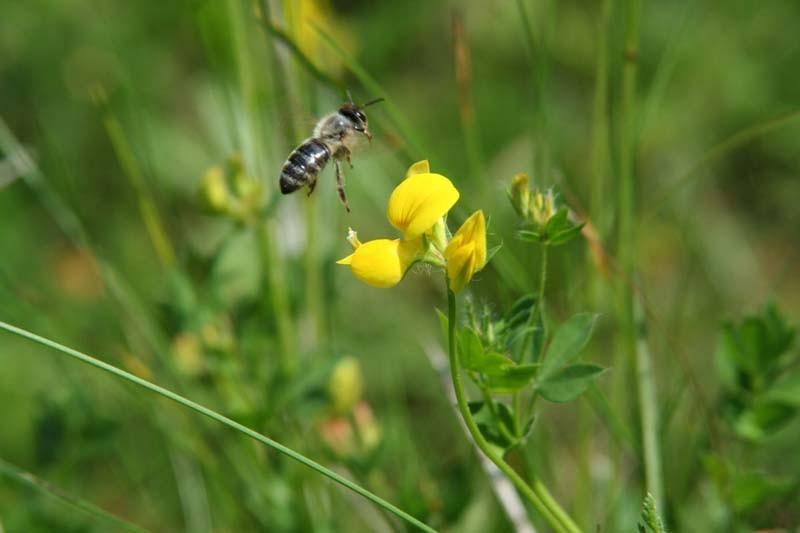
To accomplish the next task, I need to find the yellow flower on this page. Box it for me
[337,238,422,288]
[387,161,459,240]
[444,210,487,293]
[337,161,458,287]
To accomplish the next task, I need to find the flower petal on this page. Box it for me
[387,173,459,239]
[337,238,422,288]
[445,242,477,293]
[405,160,430,178]
[444,210,487,292]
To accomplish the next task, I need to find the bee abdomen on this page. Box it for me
[279,139,331,194]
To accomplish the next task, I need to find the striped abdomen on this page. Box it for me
[279,139,331,194]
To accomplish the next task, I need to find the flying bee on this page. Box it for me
[279,96,383,212]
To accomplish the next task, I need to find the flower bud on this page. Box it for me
[328,356,363,414]
[532,188,556,227]
[172,332,205,377]
[200,166,231,214]
[509,173,531,218]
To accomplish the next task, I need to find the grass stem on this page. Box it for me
[0,320,437,533]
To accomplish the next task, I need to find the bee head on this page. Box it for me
[338,103,368,133]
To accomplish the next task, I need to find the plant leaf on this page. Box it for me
[733,401,797,441]
[540,313,597,379]
[485,363,539,392]
[539,363,606,403]
[548,222,585,246]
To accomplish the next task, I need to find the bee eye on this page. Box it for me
[356,111,366,122]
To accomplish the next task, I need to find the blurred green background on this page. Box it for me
[1,0,799,531]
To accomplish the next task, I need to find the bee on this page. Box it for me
[279,96,383,212]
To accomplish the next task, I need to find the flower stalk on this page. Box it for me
[447,288,581,533]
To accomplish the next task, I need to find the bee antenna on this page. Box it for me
[345,89,354,104]
[362,97,385,108]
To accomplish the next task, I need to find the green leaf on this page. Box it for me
[733,401,797,441]
[729,470,795,513]
[468,401,514,457]
[540,313,597,379]
[471,352,517,376]
[435,308,448,343]
[517,229,541,242]
[718,304,796,381]
[458,328,516,375]
[548,222,585,246]
[505,294,536,330]
[458,328,482,368]
[485,242,503,265]
[765,371,800,406]
[485,363,539,392]
[544,207,569,236]
[539,364,606,403]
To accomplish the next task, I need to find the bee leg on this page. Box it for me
[334,160,351,212]
[307,174,318,196]
[341,147,353,169]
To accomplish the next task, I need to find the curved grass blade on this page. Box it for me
[0,320,438,533]
[0,457,149,533]
[255,7,343,93]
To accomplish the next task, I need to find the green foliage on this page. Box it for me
[517,206,585,246]
[539,313,597,380]
[708,304,800,528]
[637,492,666,533]
[2,0,800,530]
[717,304,799,441]
[539,364,607,403]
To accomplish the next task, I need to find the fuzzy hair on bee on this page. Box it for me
[279,97,382,212]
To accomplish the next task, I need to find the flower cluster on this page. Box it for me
[199,153,265,224]
[509,173,583,247]
[337,161,486,292]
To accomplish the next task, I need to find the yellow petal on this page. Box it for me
[405,160,430,178]
[337,238,422,288]
[445,242,477,293]
[444,210,487,292]
[387,173,459,239]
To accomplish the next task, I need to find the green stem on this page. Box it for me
[0,320,437,533]
[634,295,664,510]
[477,381,516,444]
[536,244,549,329]
[446,290,580,533]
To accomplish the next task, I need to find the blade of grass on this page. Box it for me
[0,457,149,533]
[95,92,176,269]
[633,291,663,510]
[256,7,343,93]
[452,11,484,186]
[515,0,552,181]
[0,320,438,533]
